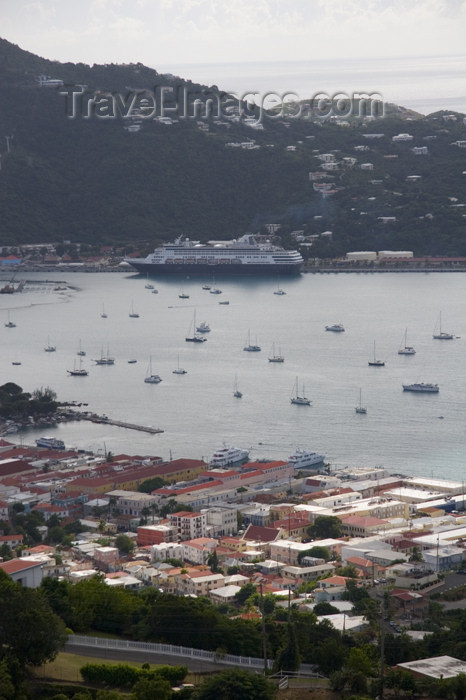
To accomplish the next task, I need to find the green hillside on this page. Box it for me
[0,38,465,256]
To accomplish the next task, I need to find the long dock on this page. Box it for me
[81,413,163,434]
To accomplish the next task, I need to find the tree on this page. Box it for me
[131,676,172,700]
[409,546,424,562]
[297,545,330,563]
[115,534,135,555]
[234,582,256,606]
[208,549,219,573]
[307,516,343,540]
[195,668,277,700]
[0,570,67,668]
[274,622,301,672]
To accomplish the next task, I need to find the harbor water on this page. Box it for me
[1,269,465,479]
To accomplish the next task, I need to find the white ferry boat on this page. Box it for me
[209,443,250,467]
[35,437,65,450]
[125,234,303,275]
[288,448,325,469]
[402,383,439,393]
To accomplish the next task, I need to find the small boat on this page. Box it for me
[144,357,162,383]
[35,437,65,450]
[77,340,86,356]
[268,343,284,363]
[5,312,16,328]
[67,359,89,376]
[202,284,211,290]
[101,304,108,318]
[433,312,454,340]
[243,330,261,352]
[355,388,367,414]
[233,374,242,398]
[12,357,21,366]
[398,328,415,355]
[173,355,187,375]
[326,323,345,332]
[128,359,137,364]
[210,287,222,294]
[289,448,325,469]
[145,274,154,290]
[291,377,311,405]
[368,341,385,367]
[196,320,211,333]
[129,301,139,318]
[179,290,190,299]
[219,300,229,305]
[151,288,159,294]
[44,337,56,352]
[186,310,207,343]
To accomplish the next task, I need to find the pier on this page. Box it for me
[64,410,163,434]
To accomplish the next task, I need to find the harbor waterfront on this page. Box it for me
[1,270,466,480]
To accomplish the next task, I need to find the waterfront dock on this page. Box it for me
[85,414,163,434]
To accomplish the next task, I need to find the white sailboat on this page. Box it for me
[101,304,108,318]
[94,345,115,365]
[179,289,190,299]
[433,312,454,340]
[398,328,416,355]
[173,355,187,375]
[145,274,154,290]
[368,341,385,367]
[233,374,242,398]
[5,311,16,328]
[243,330,261,352]
[44,336,56,352]
[77,339,86,356]
[355,389,367,414]
[144,357,162,383]
[273,278,286,295]
[129,301,139,318]
[290,377,311,405]
[268,343,284,363]
[186,310,207,343]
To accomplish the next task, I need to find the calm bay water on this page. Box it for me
[1,270,466,480]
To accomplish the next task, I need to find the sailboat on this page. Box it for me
[44,336,56,352]
[398,328,416,355]
[144,357,162,383]
[179,289,190,299]
[173,355,187,375]
[433,312,454,340]
[290,377,311,405]
[12,352,21,366]
[77,340,86,356]
[186,310,207,342]
[5,312,16,328]
[233,374,243,398]
[67,358,88,376]
[94,345,115,365]
[268,343,284,363]
[273,279,286,295]
[145,274,154,290]
[355,389,367,414]
[243,330,261,352]
[209,277,222,294]
[129,301,139,318]
[101,304,108,318]
[368,341,385,367]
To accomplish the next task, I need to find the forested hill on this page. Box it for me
[0,37,465,256]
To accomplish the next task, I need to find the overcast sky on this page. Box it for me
[1,0,465,69]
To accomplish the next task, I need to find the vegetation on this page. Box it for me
[0,383,58,418]
[1,38,466,255]
[194,668,277,700]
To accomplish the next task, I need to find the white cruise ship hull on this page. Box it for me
[127,260,302,275]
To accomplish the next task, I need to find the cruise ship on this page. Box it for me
[35,437,65,449]
[209,443,250,468]
[402,383,439,393]
[125,234,303,275]
[288,448,325,469]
